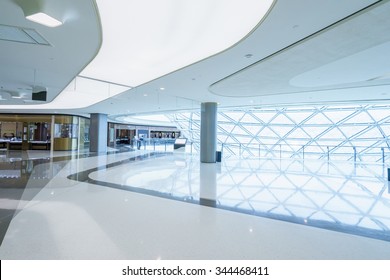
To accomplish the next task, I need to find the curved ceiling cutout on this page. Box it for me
[289,41,390,87]
[210,1,390,98]
[80,0,275,87]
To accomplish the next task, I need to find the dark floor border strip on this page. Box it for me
[67,152,390,243]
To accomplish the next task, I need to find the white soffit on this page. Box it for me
[80,0,275,87]
[290,41,390,87]
[0,77,129,109]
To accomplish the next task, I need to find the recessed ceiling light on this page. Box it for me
[26,12,62,28]
[159,87,165,91]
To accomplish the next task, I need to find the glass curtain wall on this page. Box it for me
[168,104,390,163]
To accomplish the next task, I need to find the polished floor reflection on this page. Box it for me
[84,153,390,241]
[1,149,390,259]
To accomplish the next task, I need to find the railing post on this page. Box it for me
[302,145,305,160]
[353,146,357,163]
[259,144,261,158]
[382,147,385,164]
[239,143,242,157]
[165,141,167,152]
[327,146,330,161]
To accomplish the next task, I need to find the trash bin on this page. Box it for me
[216,151,222,162]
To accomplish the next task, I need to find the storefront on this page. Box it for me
[107,123,180,148]
[0,114,90,151]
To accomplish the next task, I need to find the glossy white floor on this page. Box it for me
[1,149,390,259]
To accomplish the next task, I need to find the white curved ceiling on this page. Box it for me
[1,0,390,119]
[81,0,275,87]
[0,0,275,111]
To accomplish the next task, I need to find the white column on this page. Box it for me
[90,113,107,153]
[200,102,217,163]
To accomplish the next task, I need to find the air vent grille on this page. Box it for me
[0,24,50,46]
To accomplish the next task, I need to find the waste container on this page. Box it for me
[216,151,222,162]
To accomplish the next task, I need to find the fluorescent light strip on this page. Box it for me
[26,12,62,28]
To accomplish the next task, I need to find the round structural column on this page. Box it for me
[90,113,107,153]
[200,102,217,163]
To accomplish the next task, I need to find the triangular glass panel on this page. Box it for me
[271,113,295,125]
[305,112,333,125]
[253,111,277,123]
[366,109,390,122]
[338,125,367,138]
[378,124,390,136]
[354,127,383,139]
[240,112,261,124]
[322,109,355,124]
[303,126,329,138]
[218,112,234,123]
[226,111,245,121]
[245,124,262,135]
[344,111,374,124]
[231,125,250,136]
[258,127,279,138]
[220,124,236,134]
[270,126,294,138]
[285,111,314,125]
[321,127,347,139]
[288,127,311,139]
[191,113,201,120]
